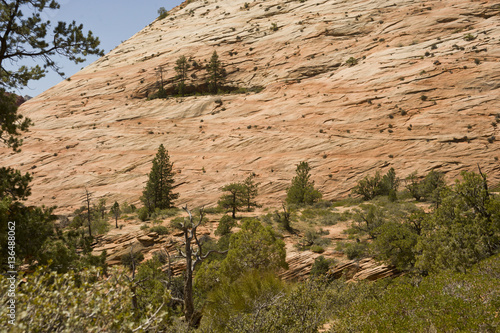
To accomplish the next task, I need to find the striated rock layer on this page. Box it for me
[2,0,500,213]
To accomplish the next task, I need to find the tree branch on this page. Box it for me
[132,302,165,332]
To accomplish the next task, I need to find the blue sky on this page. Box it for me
[14,0,183,97]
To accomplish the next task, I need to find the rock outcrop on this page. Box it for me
[2,0,499,213]
[327,257,401,281]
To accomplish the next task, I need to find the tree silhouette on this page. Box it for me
[218,183,246,218]
[206,51,226,94]
[175,55,190,96]
[286,161,322,205]
[141,144,178,212]
[110,201,121,228]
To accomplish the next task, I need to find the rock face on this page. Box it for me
[2,0,500,213]
[327,258,401,281]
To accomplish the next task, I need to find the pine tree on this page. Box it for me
[141,144,178,212]
[242,174,259,211]
[206,51,226,94]
[110,201,121,228]
[218,183,246,218]
[0,1,102,269]
[175,55,190,96]
[286,161,322,205]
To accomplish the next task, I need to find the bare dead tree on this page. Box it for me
[81,188,93,237]
[177,205,228,327]
[121,245,167,332]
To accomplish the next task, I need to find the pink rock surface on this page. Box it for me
[2,0,499,214]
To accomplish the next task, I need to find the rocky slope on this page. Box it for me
[92,214,397,282]
[3,0,500,213]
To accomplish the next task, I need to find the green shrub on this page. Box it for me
[90,217,110,235]
[372,221,417,271]
[121,251,144,270]
[310,255,333,276]
[137,207,149,221]
[140,224,149,231]
[202,277,357,332]
[220,219,288,282]
[135,257,170,312]
[203,206,224,214]
[215,214,236,236]
[296,229,330,251]
[415,171,500,273]
[332,254,500,332]
[310,245,325,253]
[121,202,137,214]
[149,225,168,235]
[299,207,340,226]
[405,170,445,203]
[201,270,287,331]
[151,207,180,219]
[343,242,369,260]
[463,33,476,41]
[157,7,168,20]
[352,168,399,201]
[0,266,171,331]
[345,57,358,66]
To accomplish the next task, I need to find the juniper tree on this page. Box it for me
[141,144,178,212]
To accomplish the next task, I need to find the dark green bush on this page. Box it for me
[310,255,333,276]
[121,251,144,270]
[157,7,168,20]
[344,242,369,260]
[310,245,325,253]
[215,214,236,236]
[0,266,171,331]
[405,170,445,203]
[137,207,149,221]
[149,225,168,235]
[352,168,399,201]
[332,254,500,332]
[346,57,358,66]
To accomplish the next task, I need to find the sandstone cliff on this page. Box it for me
[3,0,499,213]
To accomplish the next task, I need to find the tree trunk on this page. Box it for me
[86,196,92,236]
[232,192,237,218]
[184,228,195,324]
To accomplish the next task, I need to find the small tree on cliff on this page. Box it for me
[141,144,178,212]
[110,201,121,228]
[286,161,322,206]
[218,175,259,218]
[206,51,226,94]
[218,183,246,219]
[174,55,190,96]
[242,174,259,211]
